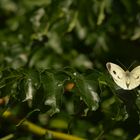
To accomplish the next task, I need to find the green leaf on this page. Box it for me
[37,70,65,115]
[17,69,40,101]
[0,68,21,97]
[74,72,99,111]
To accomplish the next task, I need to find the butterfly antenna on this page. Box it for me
[116,60,127,70]
[116,60,139,70]
[128,60,139,69]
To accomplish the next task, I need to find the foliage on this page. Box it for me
[0,0,140,139]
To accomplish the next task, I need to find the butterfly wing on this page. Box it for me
[129,66,140,90]
[106,62,128,89]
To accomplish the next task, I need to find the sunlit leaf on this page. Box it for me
[39,70,65,115]
[74,72,99,111]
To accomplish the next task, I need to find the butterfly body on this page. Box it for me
[106,62,140,90]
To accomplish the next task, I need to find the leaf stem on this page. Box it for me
[134,134,140,140]
[0,134,14,140]
[2,110,85,140]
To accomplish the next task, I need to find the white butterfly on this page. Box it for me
[106,62,140,90]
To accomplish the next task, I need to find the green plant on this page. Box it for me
[1,0,140,139]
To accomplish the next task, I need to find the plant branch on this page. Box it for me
[2,110,86,140]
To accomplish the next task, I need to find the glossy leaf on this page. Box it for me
[36,70,65,115]
[74,72,99,111]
